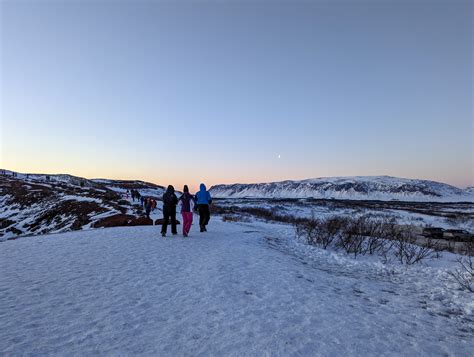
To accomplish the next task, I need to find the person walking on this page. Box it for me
[144,197,152,219]
[178,185,195,237]
[195,183,212,232]
[161,185,178,237]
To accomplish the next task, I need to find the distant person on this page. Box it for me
[195,183,212,232]
[140,196,144,207]
[178,185,195,237]
[161,185,178,237]
[151,198,157,212]
[144,198,152,219]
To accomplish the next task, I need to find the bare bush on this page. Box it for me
[448,256,474,292]
[295,214,442,264]
[392,229,442,265]
[295,216,347,249]
[315,217,346,249]
[294,218,319,246]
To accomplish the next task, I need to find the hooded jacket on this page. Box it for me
[163,185,178,209]
[195,183,212,205]
[179,192,195,213]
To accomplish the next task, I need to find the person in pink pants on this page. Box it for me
[178,185,195,237]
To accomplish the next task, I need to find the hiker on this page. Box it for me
[178,185,195,237]
[161,185,178,237]
[140,196,144,207]
[151,199,157,212]
[195,183,212,232]
[144,198,152,218]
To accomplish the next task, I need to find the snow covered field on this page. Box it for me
[214,197,474,232]
[1,218,473,356]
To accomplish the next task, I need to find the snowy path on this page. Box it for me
[1,218,473,356]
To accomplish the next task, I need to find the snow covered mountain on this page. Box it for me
[210,176,474,202]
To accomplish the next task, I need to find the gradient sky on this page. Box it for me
[1,0,473,191]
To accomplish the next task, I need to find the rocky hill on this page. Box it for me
[0,170,166,240]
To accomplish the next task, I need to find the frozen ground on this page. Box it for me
[1,218,473,356]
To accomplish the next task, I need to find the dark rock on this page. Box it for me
[0,219,14,229]
[71,216,89,231]
[6,226,22,235]
[93,214,135,228]
[128,217,153,226]
[155,218,181,225]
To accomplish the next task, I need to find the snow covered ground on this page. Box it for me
[214,198,474,232]
[1,218,472,355]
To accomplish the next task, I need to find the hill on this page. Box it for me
[0,170,165,239]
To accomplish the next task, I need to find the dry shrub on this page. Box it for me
[448,256,474,292]
[295,214,442,265]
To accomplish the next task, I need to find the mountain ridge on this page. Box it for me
[210,176,474,202]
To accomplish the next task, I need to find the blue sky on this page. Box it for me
[1,0,472,190]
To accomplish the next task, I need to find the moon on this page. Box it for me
[278,154,281,159]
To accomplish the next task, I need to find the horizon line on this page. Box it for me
[1,168,472,190]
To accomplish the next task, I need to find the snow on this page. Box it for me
[60,195,102,203]
[1,219,472,355]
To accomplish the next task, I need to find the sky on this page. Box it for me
[1,0,473,191]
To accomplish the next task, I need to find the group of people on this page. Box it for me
[143,197,158,218]
[130,189,141,202]
[161,183,212,237]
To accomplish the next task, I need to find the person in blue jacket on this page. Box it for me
[195,183,212,232]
